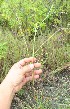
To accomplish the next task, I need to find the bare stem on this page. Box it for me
[32,25,37,85]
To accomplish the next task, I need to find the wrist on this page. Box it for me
[0,78,15,96]
[0,79,15,109]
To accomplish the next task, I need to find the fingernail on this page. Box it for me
[29,64,34,70]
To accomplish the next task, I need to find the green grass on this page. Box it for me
[0,27,70,80]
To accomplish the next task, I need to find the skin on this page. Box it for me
[0,57,42,109]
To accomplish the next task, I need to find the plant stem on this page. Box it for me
[32,25,37,85]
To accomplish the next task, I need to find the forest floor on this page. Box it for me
[11,66,70,109]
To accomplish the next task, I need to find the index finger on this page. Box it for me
[18,57,36,66]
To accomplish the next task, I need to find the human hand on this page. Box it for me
[2,57,42,93]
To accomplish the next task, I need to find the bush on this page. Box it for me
[0,0,70,36]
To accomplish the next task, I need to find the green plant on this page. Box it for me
[0,0,69,36]
[0,42,8,59]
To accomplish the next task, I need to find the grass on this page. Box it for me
[0,27,70,79]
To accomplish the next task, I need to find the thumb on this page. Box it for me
[22,64,34,74]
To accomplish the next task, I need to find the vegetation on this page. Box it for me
[0,0,70,109]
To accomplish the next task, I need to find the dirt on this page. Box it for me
[11,66,70,109]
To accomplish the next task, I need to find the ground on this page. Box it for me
[11,66,70,109]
